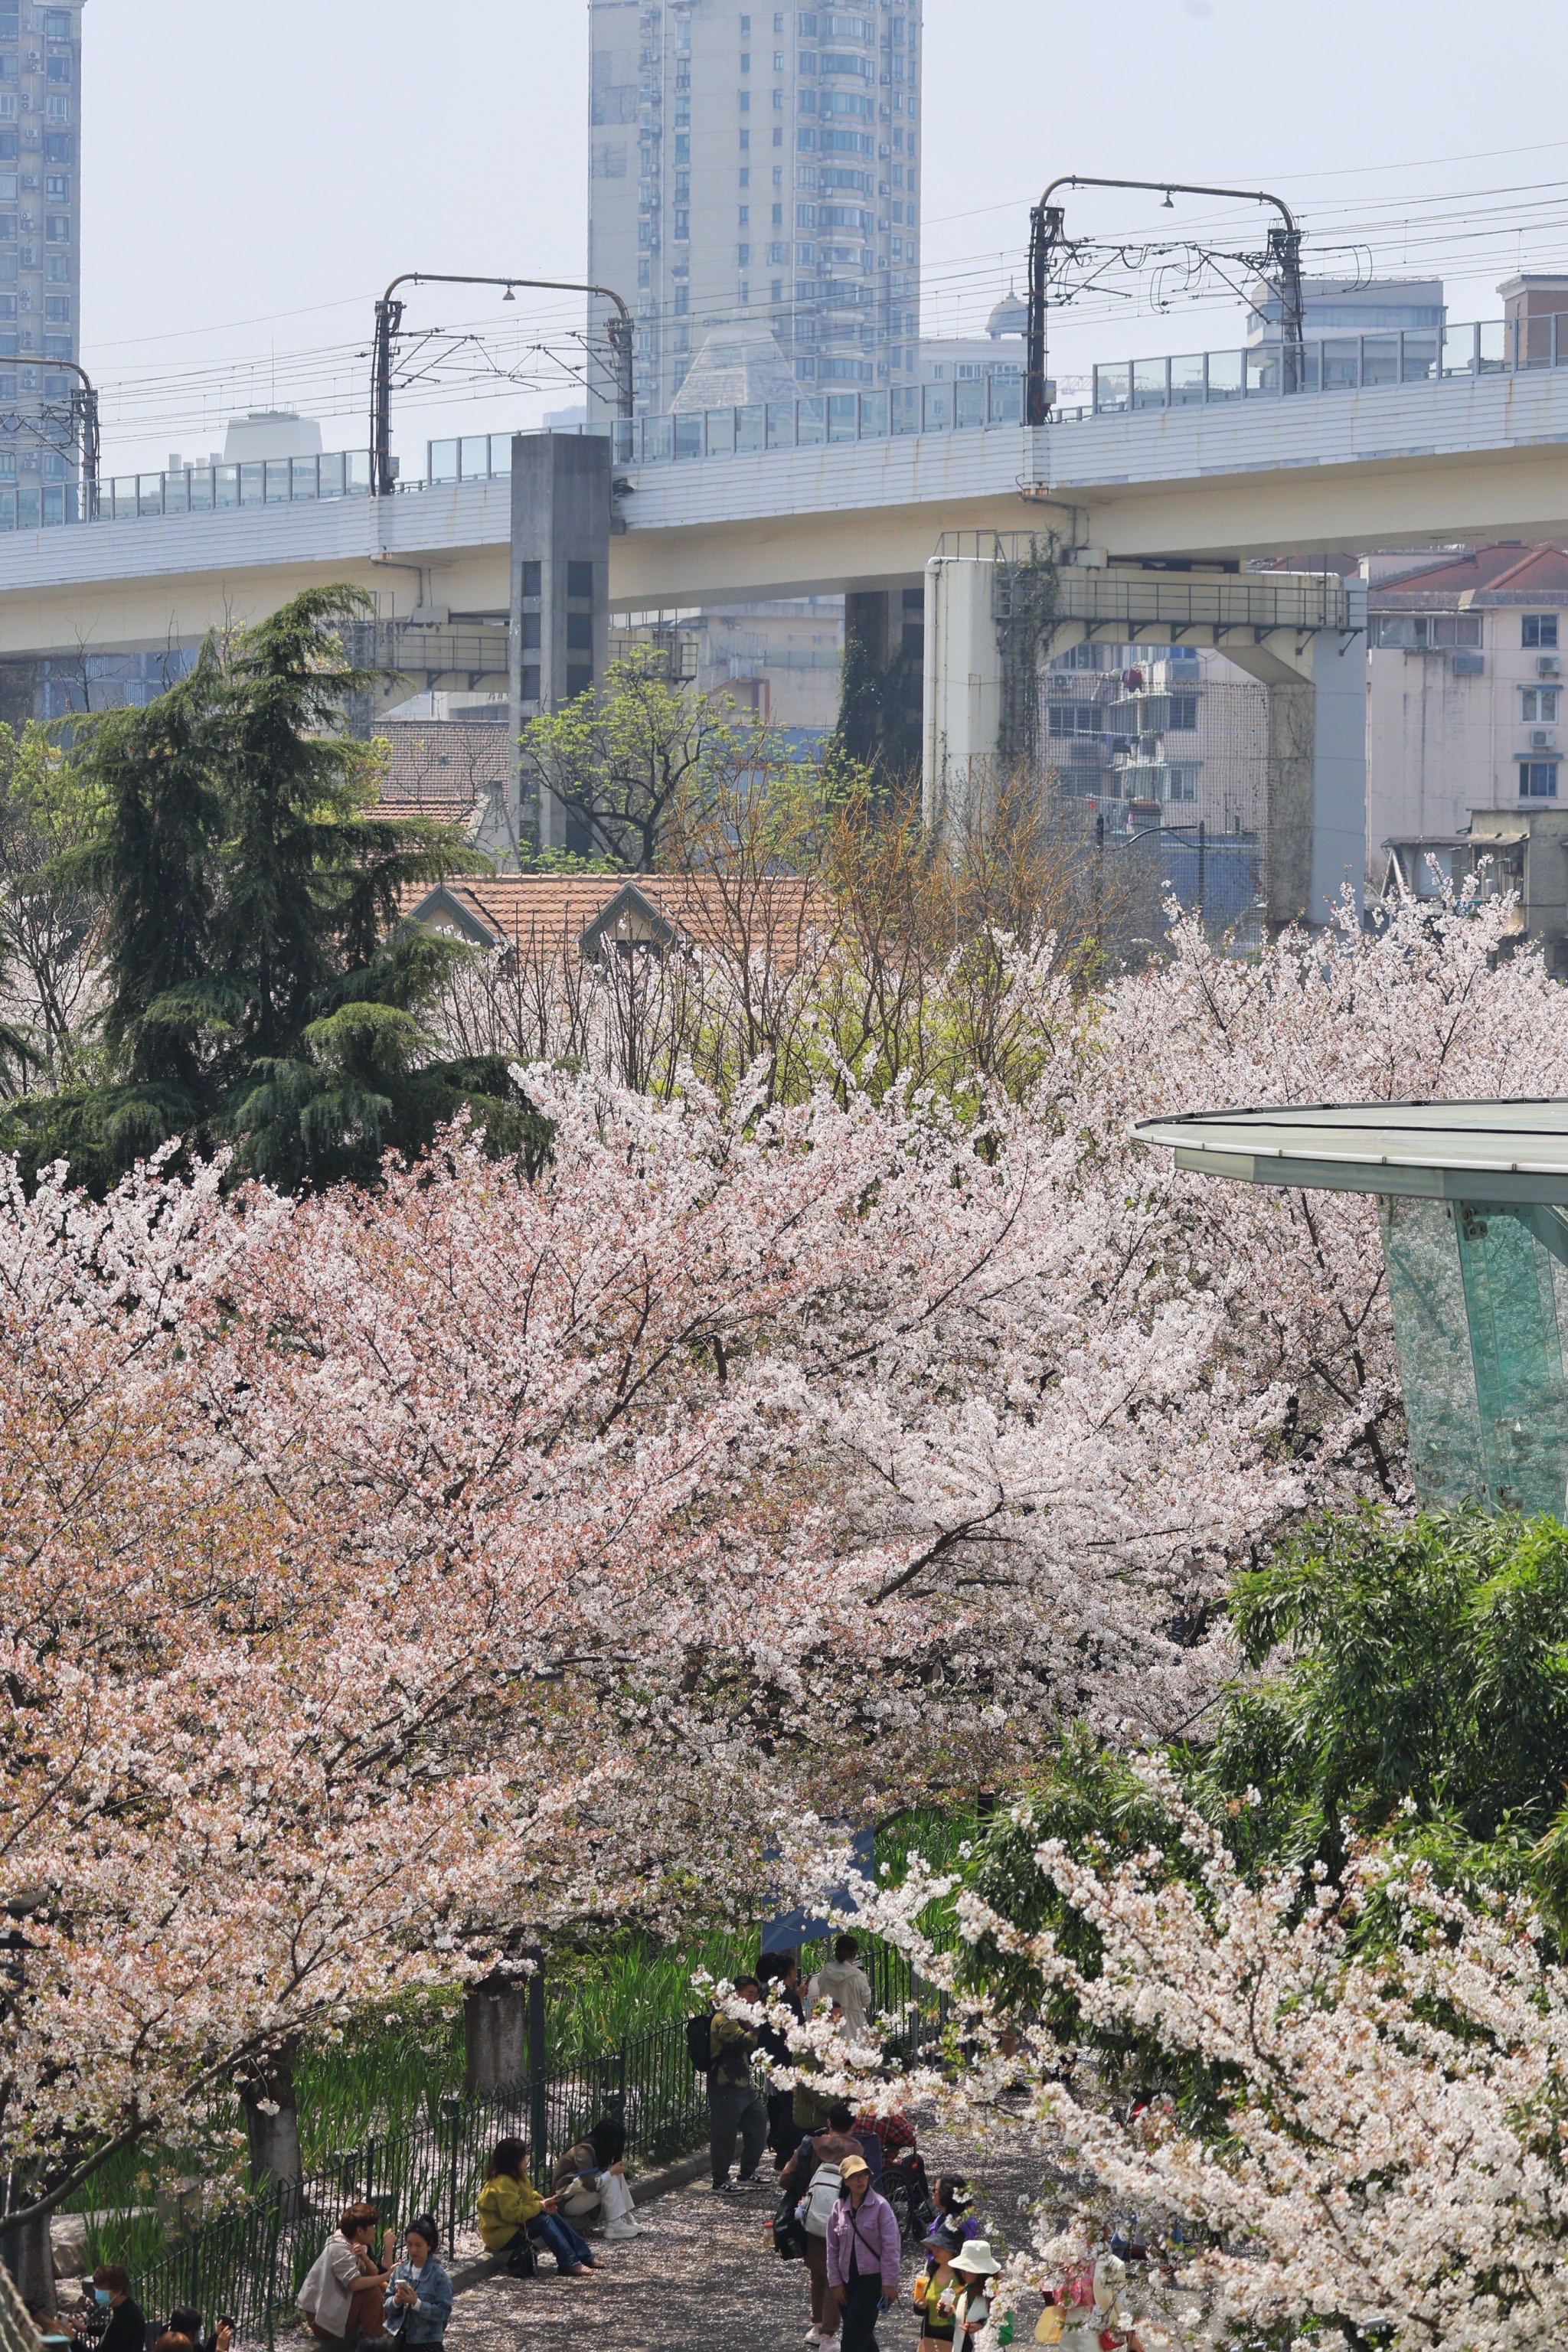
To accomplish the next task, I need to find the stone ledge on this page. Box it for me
[447,2151,710,2295]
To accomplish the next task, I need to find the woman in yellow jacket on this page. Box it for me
[477,2138,596,2277]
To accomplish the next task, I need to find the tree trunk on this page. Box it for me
[240,2045,303,2200]
[463,1971,531,2094]
[0,2194,56,2318]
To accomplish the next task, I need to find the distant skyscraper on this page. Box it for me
[587,0,923,419]
[0,2,83,525]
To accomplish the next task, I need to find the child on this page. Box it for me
[949,2241,1010,2349]
[913,2231,960,2352]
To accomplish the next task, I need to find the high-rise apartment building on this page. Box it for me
[587,0,922,418]
[0,2,83,526]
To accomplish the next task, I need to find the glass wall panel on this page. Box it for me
[1093,364,1130,415]
[41,482,63,525]
[290,457,318,500]
[488,434,511,475]
[319,454,345,498]
[162,472,190,514]
[263,459,291,502]
[921,383,954,431]
[1170,354,1205,406]
[1362,333,1399,387]
[189,469,214,511]
[1453,1201,1568,1517]
[216,465,241,508]
[0,485,17,529]
[736,403,766,452]
[1132,358,1168,411]
[826,392,858,442]
[955,379,987,428]
[858,390,888,437]
[765,400,795,449]
[1381,1196,1491,1508]
[890,386,920,434]
[797,396,825,445]
[136,475,162,517]
[240,462,265,507]
[988,375,1021,424]
[1206,351,1243,400]
[705,407,736,456]
[430,440,459,483]
[673,414,702,460]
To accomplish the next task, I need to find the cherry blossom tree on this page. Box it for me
[4,884,1566,2239]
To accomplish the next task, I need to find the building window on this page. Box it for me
[1519,760,1560,798]
[44,173,66,199]
[566,612,593,652]
[740,51,750,70]
[44,214,69,243]
[674,210,689,240]
[45,94,70,122]
[737,242,750,264]
[1521,687,1561,722]
[1166,766,1199,804]
[567,665,594,699]
[44,8,70,35]
[518,559,541,597]
[519,667,541,704]
[518,613,541,651]
[46,54,70,82]
[42,294,67,322]
[567,560,593,599]
[41,333,70,358]
[773,51,785,68]
[738,90,750,111]
[1524,615,1560,648]
[1168,694,1198,730]
[738,204,750,224]
[42,132,71,163]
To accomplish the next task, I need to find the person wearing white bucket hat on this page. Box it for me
[949,2241,1011,2349]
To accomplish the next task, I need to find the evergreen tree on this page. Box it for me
[1,585,546,1193]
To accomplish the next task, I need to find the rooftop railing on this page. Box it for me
[13,311,1568,532]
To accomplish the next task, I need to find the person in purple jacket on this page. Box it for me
[825,2151,902,2352]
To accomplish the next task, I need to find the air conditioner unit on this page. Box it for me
[1539,655,1561,676]
[1530,727,1557,750]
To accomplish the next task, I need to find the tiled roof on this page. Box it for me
[403,872,831,969]
[374,721,509,827]
[1368,542,1568,605]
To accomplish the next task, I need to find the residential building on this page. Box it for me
[403,871,829,971]
[917,288,1026,388]
[613,593,843,734]
[1498,273,1568,367]
[1366,543,1568,858]
[586,0,923,419]
[0,2,83,529]
[1246,275,1446,350]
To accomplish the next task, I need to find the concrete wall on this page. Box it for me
[509,433,611,852]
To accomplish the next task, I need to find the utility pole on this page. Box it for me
[39,357,98,518]
[370,272,635,498]
[1024,175,1305,427]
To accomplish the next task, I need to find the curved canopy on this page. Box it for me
[1133,1098,1568,1205]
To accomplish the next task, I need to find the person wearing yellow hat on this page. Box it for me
[825,2150,901,2352]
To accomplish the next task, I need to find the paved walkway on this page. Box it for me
[447,2131,1044,2352]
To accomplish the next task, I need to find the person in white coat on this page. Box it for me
[806,1936,873,2043]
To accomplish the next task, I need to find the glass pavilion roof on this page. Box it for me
[1135,1100,1568,1519]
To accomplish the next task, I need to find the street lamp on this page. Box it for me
[370,271,635,498]
[1024,175,1305,428]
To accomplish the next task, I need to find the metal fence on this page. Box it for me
[119,1945,955,2350]
[126,2020,707,2352]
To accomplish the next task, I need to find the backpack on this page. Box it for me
[801,2162,841,2238]
[685,2010,713,2072]
[772,2193,806,2262]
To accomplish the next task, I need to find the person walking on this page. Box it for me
[708,1975,768,2194]
[949,2243,1006,2347]
[476,2137,596,2277]
[382,2217,452,2347]
[806,1937,874,2043]
[825,2151,900,2352]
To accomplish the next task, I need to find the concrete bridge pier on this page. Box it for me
[921,545,1367,927]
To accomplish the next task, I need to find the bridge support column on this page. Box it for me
[511,433,611,854]
[921,555,1002,833]
[921,548,1366,926]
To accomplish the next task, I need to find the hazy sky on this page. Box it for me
[82,0,1568,472]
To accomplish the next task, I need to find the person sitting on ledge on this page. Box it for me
[551,2115,646,2242]
[477,2136,596,2278]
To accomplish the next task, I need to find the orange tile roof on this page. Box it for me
[403,871,832,971]
[374,721,509,827]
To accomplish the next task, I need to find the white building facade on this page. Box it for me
[587,0,923,418]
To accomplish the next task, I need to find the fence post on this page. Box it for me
[442,2096,462,2262]
[263,2197,279,2352]
[527,1951,548,2184]
[1197,817,1206,924]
